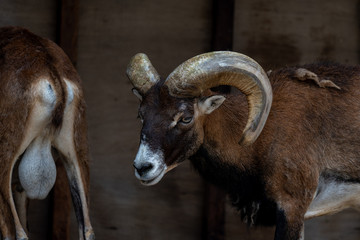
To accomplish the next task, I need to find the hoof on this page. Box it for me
[16,234,29,240]
[16,228,28,240]
[85,230,95,240]
[16,234,28,240]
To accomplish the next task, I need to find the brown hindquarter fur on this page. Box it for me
[0,26,91,238]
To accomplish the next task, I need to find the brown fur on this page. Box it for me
[136,62,360,240]
[0,27,92,239]
[204,64,360,238]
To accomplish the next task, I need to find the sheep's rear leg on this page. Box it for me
[54,136,93,240]
[0,172,27,240]
[13,189,27,234]
[12,166,28,234]
[53,80,94,240]
[61,158,93,240]
[0,193,15,240]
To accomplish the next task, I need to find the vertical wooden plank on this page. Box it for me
[212,0,235,51]
[203,1,234,240]
[59,0,79,66]
[203,184,226,240]
[78,0,211,238]
[52,0,80,239]
[358,0,360,64]
[52,160,71,240]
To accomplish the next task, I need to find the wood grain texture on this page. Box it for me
[234,0,359,69]
[51,160,71,240]
[76,0,212,239]
[59,0,80,66]
[0,0,360,239]
[232,0,360,239]
[0,0,56,40]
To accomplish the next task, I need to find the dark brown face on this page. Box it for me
[132,83,226,186]
[133,85,203,185]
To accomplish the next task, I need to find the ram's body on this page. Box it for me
[192,63,360,225]
[128,52,360,240]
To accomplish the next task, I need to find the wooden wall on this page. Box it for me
[230,1,360,239]
[77,0,211,239]
[233,0,359,68]
[1,0,360,239]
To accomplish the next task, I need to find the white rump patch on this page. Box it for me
[28,79,57,128]
[54,79,79,151]
[36,79,57,108]
[64,78,75,105]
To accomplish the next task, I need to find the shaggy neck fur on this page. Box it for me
[190,144,277,226]
[190,91,277,226]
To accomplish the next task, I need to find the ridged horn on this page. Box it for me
[126,53,160,94]
[165,51,272,145]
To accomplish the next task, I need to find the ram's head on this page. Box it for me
[127,51,272,185]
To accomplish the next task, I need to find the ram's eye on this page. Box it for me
[180,116,193,124]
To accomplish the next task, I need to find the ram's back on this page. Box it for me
[260,63,360,181]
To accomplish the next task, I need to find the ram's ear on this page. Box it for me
[198,95,225,115]
[132,88,143,101]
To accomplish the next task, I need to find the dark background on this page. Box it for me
[1,0,360,239]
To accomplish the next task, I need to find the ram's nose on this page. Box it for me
[133,162,154,177]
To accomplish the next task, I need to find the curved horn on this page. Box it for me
[126,53,160,95]
[165,51,272,145]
